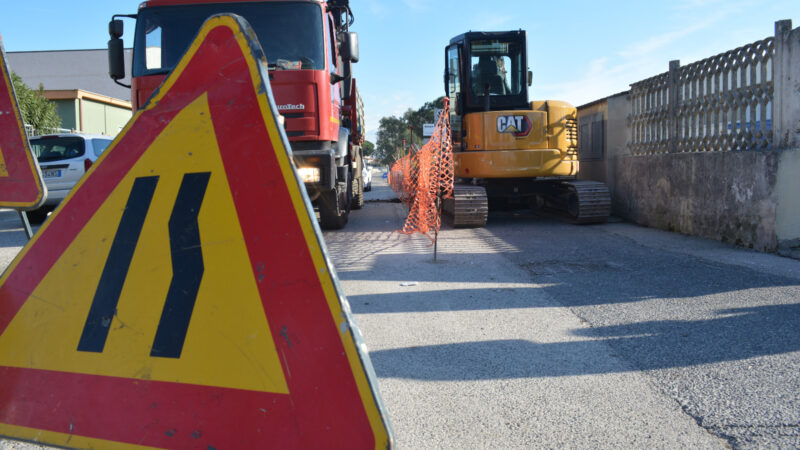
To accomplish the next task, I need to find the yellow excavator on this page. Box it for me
[443,30,610,226]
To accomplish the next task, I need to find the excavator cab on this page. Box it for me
[445,31,530,114]
[445,30,532,151]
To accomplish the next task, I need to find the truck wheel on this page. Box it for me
[352,176,364,210]
[319,170,351,230]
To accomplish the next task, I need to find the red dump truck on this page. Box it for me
[107,0,366,229]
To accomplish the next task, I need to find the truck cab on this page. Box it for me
[108,0,363,229]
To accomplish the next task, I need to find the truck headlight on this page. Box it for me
[298,167,320,183]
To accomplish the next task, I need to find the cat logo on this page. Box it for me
[497,115,532,137]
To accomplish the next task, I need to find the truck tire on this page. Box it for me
[352,176,364,210]
[319,169,352,230]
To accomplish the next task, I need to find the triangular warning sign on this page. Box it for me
[0,15,391,449]
[0,37,46,209]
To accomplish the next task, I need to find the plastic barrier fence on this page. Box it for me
[388,98,454,241]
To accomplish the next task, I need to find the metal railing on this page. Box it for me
[23,124,75,137]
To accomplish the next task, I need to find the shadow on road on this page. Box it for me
[369,302,800,379]
[348,285,548,314]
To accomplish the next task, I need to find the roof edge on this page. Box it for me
[43,89,132,109]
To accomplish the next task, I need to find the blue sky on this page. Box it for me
[0,0,797,142]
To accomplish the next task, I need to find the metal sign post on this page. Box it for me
[16,210,32,240]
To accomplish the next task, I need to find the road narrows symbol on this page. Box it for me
[77,172,211,358]
[151,171,210,359]
[77,176,160,353]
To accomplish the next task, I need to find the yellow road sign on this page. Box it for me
[0,14,391,449]
[0,37,46,208]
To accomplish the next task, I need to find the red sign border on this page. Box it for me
[0,15,392,449]
[0,37,46,209]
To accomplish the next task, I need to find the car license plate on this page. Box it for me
[42,169,61,178]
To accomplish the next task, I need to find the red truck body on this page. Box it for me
[111,0,364,228]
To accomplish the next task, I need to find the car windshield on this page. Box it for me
[30,137,86,162]
[133,2,325,76]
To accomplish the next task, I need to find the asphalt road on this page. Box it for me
[326,175,800,449]
[1,172,799,448]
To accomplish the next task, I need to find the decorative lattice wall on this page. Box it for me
[629,37,775,154]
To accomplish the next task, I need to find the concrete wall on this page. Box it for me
[580,94,790,252]
[577,21,799,256]
[46,96,131,136]
[103,103,132,135]
[613,151,780,251]
[773,21,800,149]
[80,99,130,135]
[578,94,629,191]
[576,101,606,182]
[776,149,800,257]
[53,100,78,131]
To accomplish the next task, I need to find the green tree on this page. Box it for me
[404,96,446,145]
[11,72,61,134]
[375,96,447,165]
[375,115,407,165]
[362,140,375,157]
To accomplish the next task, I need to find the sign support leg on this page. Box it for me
[17,210,33,240]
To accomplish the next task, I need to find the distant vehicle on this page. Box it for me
[27,133,113,223]
[363,164,372,191]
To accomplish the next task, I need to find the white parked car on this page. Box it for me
[362,164,373,192]
[28,133,113,222]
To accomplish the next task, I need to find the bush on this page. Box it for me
[10,72,61,133]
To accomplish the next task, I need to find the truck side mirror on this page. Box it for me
[342,77,353,101]
[342,61,353,99]
[108,36,125,80]
[109,19,124,39]
[340,32,359,63]
[527,70,533,87]
[108,37,125,81]
[108,19,125,81]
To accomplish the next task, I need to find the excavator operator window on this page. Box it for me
[469,39,522,97]
[446,44,463,146]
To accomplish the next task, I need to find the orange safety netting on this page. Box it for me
[388,98,454,240]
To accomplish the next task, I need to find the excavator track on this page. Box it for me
[535,180,611,224]
[444,184,488,227]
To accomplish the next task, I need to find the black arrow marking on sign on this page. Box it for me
[150,172,210,359]
[78,176,159,353]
